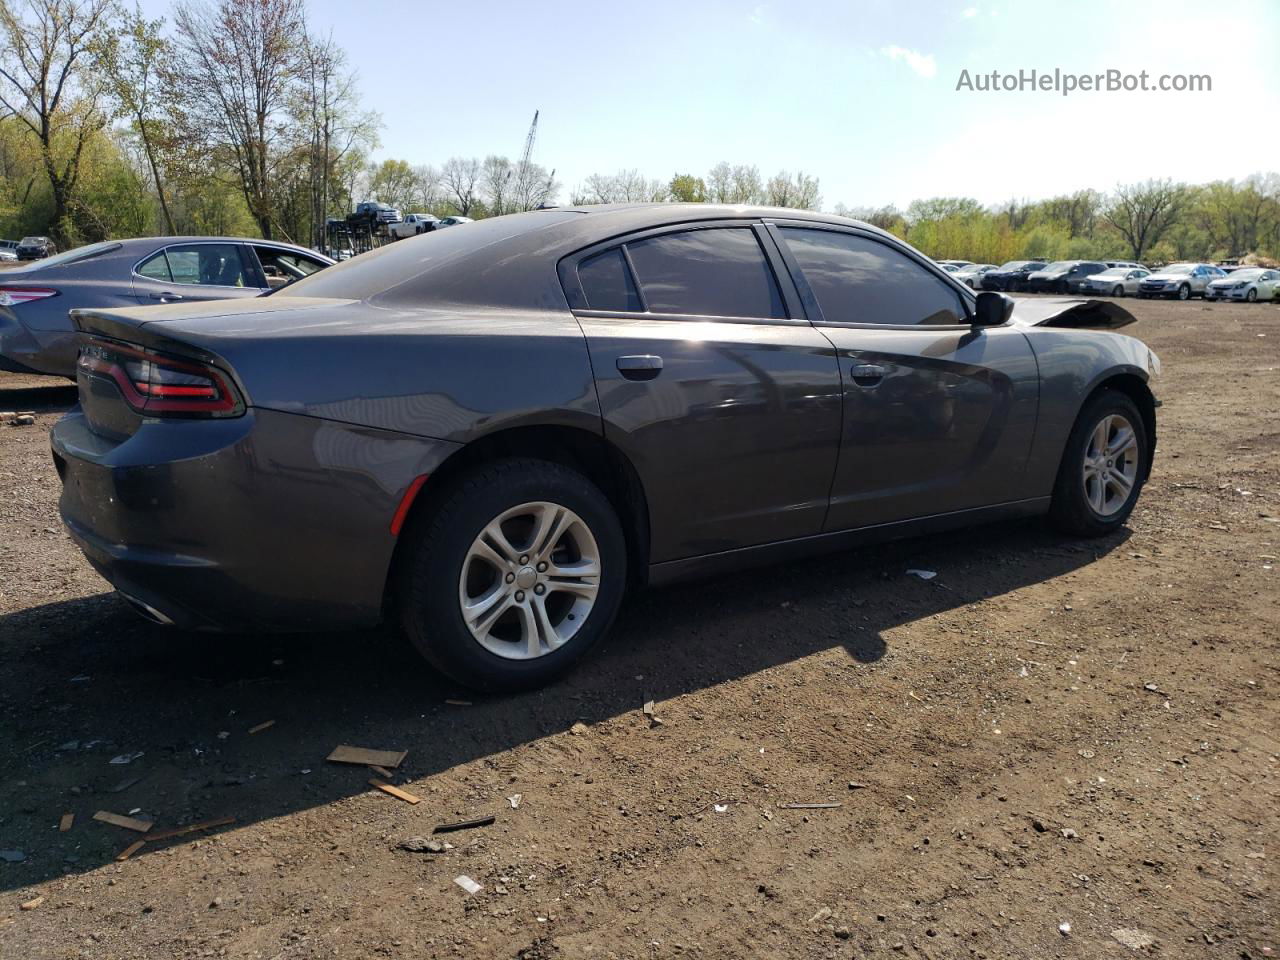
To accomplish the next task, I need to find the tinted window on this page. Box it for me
[163,244,249,287]
[779,228,966,326]
[625,228,785,318]
[578,248,641,311]
[136,251,171,281]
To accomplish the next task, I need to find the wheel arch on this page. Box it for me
[1070,368,1158,481]
[384,424,652,611]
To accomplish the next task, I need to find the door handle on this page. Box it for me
[617,355,663,381]
[851,363,886,387]
[149,292,184,302]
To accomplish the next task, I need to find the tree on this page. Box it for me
[1103,179,1187,261]
[480,154,513,215]
[668,173,706,203]
[96,4,174,232]
[0,0,117,243]
[172,0,306,239]
[441,155,480,215]
[765,170,820,210]
[367,157,417,212]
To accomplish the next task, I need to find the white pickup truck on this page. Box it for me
[388,213,440,240]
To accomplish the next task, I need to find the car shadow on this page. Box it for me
[0,517,1127,890]
[0,380,77,412]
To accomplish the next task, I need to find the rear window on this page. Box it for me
[282,210,581,300]
[13,241,119,269]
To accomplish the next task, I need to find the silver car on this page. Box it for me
[1082,267,1151,297]
[1204,267,1280,302]
[952,263,996,289]
[1137,263,1225,300]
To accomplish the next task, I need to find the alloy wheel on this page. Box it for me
[1081,414,1140,517]
[458,501,601,660]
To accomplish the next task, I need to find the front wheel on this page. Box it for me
[1246,288,1257,302]
[1177,283,1191,300]
[1049,390,1149,537]
[1113,285,1124,297]
[398,459,627,692]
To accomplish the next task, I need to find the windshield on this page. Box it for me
[11,241,120,270]
[1041,261,1074,272]
[1162,263,1195,274]
[19,237,43,245]
[997,261,1030,270]
[1227,268,1263,280]
[1097,268,1126,276]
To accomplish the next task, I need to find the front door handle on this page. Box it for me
[851,363,886,387]
[617,355,663,381]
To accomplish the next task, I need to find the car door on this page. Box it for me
[1127,269,1148,293]
[560,222,843,563]
[132,242,263,305]
[766,222,1040,532]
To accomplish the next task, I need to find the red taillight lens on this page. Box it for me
[0,286,58,306]
[77,339,243,417]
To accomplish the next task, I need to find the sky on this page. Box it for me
[141,0,1280,210]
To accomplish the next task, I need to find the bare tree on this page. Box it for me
[765,170,820,210]
[97,4,174,232]
[172,0,305,239]
[0,0,116,242]
[1103,179,1187,261]
[441,155,480,215]
[480,154,513,215]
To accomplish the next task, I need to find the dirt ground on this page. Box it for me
[0,297,1276,960]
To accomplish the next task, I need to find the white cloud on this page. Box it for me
[748,4,766,25]
[880,45,937,79]
[963,6,979,17]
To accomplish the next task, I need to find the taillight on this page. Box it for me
[0,286,58,306]
[77,338,244,418]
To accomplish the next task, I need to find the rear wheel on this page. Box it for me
[398,459,627,692]
[1049,390,1148,537]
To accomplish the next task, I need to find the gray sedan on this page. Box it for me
[0,236,333,377]
[53,205,1160,691]
[1081,267,1151,297]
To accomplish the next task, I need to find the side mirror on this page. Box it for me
[973,291,1015,327]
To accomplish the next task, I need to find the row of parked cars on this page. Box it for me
[0,237,59,261]
[938,258,1280,302]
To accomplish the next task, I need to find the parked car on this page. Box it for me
[936,259,971,271]
[348,202,402,231]
[17,236,57,260]
[1106,261,1146,270]
[53,204,1160,691]
[1137,263,1225,299]
[1025,261,1109,294]
[1203,267,1279,302]
[0,240,18,262]
[952,263,996,289]
[980,260,1048,292]
[0,237,333,377]
[436,216,474,229]
[388,213,440,239]
[1081,267,1151,297]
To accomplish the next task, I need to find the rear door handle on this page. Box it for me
[851,363,886,386]
[617,355,663,381]
[149,292,184,303]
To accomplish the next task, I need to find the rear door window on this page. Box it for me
[136,251,171,281]
[578,248,642,312]
[164,244,251,287]
[624,228,785,319]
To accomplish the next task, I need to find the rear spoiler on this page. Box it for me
[1008,297,1137,330]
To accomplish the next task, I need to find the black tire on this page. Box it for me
[397,458,627,692]
[1177,283,1190,300]
[1112,285,1125,298]
[1049,389,1149,537]
[1246,288,1257,302]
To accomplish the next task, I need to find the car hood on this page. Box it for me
[1143,273,1188,282]
[1008,297,1137,330]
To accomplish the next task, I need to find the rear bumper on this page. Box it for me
[52,406,461,632]
[0,314,77,377]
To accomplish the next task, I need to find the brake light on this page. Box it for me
[0,286,58,306]
[77,339,243,417]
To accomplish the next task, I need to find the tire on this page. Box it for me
[1246,288,1257,302]
[1177,283,1190,300]
[397,458,627,692]
[1112,285,1124,297]
[1049,389,1149,538]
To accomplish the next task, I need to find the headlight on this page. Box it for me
[1232,282,1247,289]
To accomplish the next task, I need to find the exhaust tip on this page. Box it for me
[118,591,175,626]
